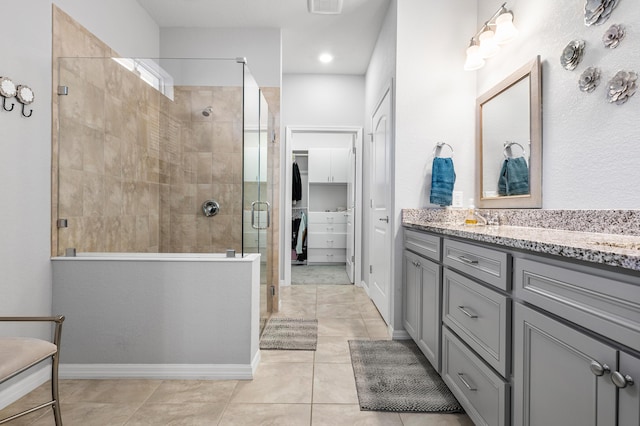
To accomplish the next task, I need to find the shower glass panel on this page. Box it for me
[242,67,272,322]
[55,57,263,259]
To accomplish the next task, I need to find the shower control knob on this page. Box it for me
[202,200,220,217]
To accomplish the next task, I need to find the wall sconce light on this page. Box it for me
[464,2,518,71]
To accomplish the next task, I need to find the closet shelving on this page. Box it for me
[292,149,348,265]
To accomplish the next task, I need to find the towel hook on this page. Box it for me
[503,141,526,159]
[432,142,454,158]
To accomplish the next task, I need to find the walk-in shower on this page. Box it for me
[52,57,275,377]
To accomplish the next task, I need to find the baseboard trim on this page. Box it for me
[0,365,50,410]
[390,326,412,340]
[59,363,255,380]
[251,351,261,375]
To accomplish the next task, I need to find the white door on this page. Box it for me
[346,138,356,283]
[369,86,392,324]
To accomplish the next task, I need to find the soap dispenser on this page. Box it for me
[464,198,486,226]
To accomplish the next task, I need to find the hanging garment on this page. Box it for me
[296,212,307,255]
[292,162,302,203]
[429,157,456,206]
[498,157,530,196]
[292,217,301,248]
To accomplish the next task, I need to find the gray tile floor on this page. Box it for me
[0,285,473,425]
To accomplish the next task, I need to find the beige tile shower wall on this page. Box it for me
[56,57,162,254]
[163,87,244,253]
[53,6,161,255]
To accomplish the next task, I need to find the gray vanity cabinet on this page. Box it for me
[514,303,617,426]
[514,255,640,426]
[403,230,442,371]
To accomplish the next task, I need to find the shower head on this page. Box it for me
[202,106,213,117]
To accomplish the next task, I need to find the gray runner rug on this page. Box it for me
[259,318,318,350]
[349,340,463,413]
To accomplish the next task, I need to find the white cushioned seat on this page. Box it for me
[0,337,57,382]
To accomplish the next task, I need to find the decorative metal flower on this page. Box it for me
[579,67,601,93]
[584,0,619,26]
[606,70,637,105]
[561,40,585,71]
[603,24,625,48]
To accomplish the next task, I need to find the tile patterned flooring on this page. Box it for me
[1,285,473,425]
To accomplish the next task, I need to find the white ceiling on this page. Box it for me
[135,0,391,75]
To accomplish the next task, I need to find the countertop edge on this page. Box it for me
[403,221,640,274]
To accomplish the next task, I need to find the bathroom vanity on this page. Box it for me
[402,210,640,426]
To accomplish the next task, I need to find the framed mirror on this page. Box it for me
[476,56,542,208]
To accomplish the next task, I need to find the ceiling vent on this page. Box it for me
[307,0,343,15]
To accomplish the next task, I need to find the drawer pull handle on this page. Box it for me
[457,373,477,391]
[458,306,478,319]
[590,360,610,377]
[611,371,635,388]
[458,256,479,264]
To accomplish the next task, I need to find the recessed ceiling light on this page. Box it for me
[319,53,334,64]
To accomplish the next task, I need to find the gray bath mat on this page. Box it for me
[348,340,463,413]
[259,318,318,350]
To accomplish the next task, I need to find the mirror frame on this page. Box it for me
[476,56,542,208]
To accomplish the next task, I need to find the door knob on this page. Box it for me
[590,360,611,376]
[611,371,635,388]
[379,216,389,223]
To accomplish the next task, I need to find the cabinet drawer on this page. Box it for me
[307,232,347,249]
[308,212,348,224]
[307,248,345,263]
[404,229,441,262]
[514,256,640,353]
[442,327,510,426]
[443,270,510,377]
[313,223,347,234]
[443,239,510,291]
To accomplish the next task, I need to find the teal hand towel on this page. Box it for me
[430,157,456,206]
[498,157,529,196]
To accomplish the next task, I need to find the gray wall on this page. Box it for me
[280,73,366,282]
[0,0,159,400]
[160,27,282,88]
[282,74,366,126]
[363,0,477,332]
[477,0,640,209]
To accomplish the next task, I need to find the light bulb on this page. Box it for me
[463,45,485,71]
[494,12,518,44]
[478,30,500,58]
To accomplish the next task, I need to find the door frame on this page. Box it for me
[282,126,363,288]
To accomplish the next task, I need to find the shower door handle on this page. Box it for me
[251,201,271,230]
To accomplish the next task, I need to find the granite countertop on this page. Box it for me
[402,211,640,274]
